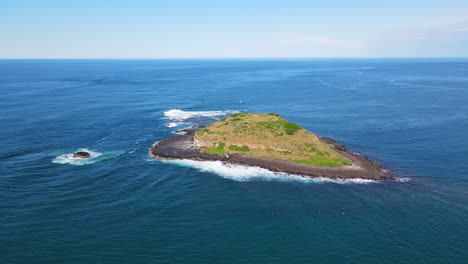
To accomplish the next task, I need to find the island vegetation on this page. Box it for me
[194,113,352,167]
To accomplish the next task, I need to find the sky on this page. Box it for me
[1,0,468,58]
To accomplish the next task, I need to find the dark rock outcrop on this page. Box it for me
[73,151,90,159]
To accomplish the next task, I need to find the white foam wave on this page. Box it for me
[173,130,188,135]
[165,122,179,128]
[395,177,411,183]
[52,148,123,166]
[129,148,138,154]
[161,159,377,184]
[164,109,239,121]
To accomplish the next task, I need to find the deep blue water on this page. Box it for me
[1,59,468,263]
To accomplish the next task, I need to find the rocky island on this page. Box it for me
[72,151,90,159]
[150,113,393,180]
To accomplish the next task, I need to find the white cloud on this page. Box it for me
[384,20,468,38]
[367,14,468,57]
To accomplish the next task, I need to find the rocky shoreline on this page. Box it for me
[149,128,394,180]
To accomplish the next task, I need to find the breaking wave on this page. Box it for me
[163,109,239,122]
[395,177,411,183]
[162,108,240,134]
[166,122,179,128]
[161,159,378,184]
[52,148,124,166]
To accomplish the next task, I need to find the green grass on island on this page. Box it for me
[195,113,352,167]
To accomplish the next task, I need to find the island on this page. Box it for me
[150,113,393,180]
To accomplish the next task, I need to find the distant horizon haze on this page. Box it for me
[2,0,468,58]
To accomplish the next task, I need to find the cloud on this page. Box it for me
[373,7,468,39]
[367,15,468,57]
[391,20,468,37]
[438,9,468,18]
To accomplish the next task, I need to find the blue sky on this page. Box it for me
[2,0,468,58]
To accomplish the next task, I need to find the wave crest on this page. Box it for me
[163,109,239,122]
[162,159,377,184]
[52,148,123,166]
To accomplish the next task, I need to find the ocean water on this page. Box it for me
[1,59,468,263]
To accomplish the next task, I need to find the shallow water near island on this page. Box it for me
[1,59,468,264]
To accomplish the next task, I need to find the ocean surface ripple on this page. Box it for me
[1,59,468,264]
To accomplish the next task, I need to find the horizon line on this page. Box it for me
[1,57,468,60]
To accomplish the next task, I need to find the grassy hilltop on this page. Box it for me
[194,113,352,167]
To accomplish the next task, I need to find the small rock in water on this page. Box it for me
[73,151,90,159]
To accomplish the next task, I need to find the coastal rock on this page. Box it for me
[73,151,91,159]
[319,137,348,151]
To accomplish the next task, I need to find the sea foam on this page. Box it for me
[161,159,377,184]
[165,122,179,128]
[52,148,123,166]
[163,109,239,121]
[395,177,411,183]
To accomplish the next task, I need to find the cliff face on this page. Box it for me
[193,113,352,167]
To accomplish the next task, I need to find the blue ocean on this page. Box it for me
[1,59,468,263]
